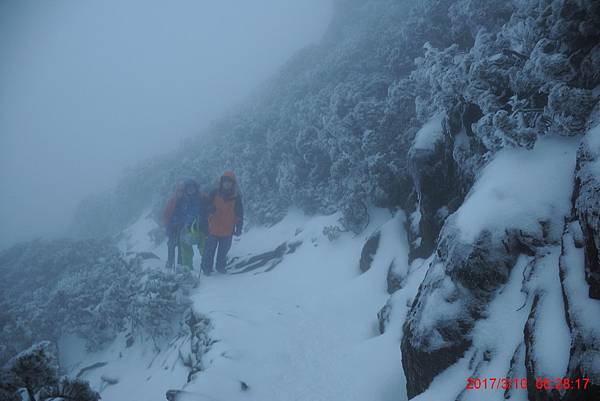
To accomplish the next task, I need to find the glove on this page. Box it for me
[234,225,242,237]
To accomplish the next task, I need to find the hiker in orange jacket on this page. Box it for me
[163,183,184,269]
[201,171,243,275]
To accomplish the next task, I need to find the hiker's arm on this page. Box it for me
[235,196,244,232]
[206,190,217,215]
[170,202,181,227]
[198,196,209,232]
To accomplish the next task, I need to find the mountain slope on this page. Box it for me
[2,0,599,400]
[62,210,421,401]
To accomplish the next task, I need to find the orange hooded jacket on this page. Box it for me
[207,171,244,237]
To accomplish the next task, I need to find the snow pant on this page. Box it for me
[201,234,232,274]
[179,227,207,270]
[166,226,180,268]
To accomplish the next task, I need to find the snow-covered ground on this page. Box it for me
[58,136,585,401]
[62,209,423,401]
[50,137,580,397]
[455,135,578,243]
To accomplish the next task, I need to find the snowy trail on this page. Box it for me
[63,210,417,401]
[178,210,412,401]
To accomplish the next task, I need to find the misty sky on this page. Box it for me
[0,0,333,250]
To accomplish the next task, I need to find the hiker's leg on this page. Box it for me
[176,228,182,265]
[197,231,207,256]
[215,235,232,273]
[201,235,218,274]
[179,241,194,270]
[166,228,176,268]
[179,228,194,270]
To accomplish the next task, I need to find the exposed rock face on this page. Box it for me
[573,120,600,299]
[400,119,598,399]
[401,217,537,398]
[377,300,392,334]
[407,114,459,260]
[386,260,403,294]
[523,294,562,401]
[560,222,600,401]
[359,230,381,273]
[505,342,527,400]
[407,104,484,261]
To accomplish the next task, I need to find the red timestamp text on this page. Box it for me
[466,377,590,391]
[534,377,590,391]
[466,377,528,390]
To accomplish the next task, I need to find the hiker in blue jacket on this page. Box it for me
[171,179,207,270]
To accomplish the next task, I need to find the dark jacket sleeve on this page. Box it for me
[206,189,217,216]
[235,196,244,230]
[162,197,176,227]
[197,194,209,232]
[171,201,183,227]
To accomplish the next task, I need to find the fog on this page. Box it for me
[0,0,333,250]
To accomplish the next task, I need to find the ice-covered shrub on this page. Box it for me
[0,238,195,364]
[1,341,99,401]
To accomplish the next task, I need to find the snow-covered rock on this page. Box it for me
[408,113,462,259]
[573,119,600,299]
[402,136,579,398]
[559,222,600,400]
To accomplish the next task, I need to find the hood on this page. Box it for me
[221,171,236,182]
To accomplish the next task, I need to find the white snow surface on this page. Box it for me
[561,223,600,339]
[414,255,533,401]
[59,134,584,400]
[586,122,600,151]
[63,209,427,401]
[529,247,571,378]
[560,222,600,380]
[411,113,445,151]
[455,136,578,243]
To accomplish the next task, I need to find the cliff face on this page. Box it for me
[391,0,600,398]
[573,116,600,300]
[401,135,581,398]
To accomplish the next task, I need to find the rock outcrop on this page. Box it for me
[559,221,600,401]
[572,119,600,299]
[401,218,540,398]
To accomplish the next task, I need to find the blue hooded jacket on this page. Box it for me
[171,179,207,230]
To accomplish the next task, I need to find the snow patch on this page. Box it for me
[530,247,571,378]
[415,254,533,401]
[412,113,445,151]
[455,136,578,243]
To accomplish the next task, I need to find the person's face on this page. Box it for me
[222,180,233,190]
[186,186,196,195]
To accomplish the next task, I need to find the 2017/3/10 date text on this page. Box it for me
[466,377,590,391]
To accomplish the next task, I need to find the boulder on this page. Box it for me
[573,120,600,299]
[359,231,380,273]
[401,217,539,398]
[559,221,600,400]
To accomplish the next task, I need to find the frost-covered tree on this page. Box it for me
[130,270,194,347]
[1,342,99,401]
[0,238,195,363]
[3,342,58,401]
[70,0,599,243]
[38,378,100,401]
